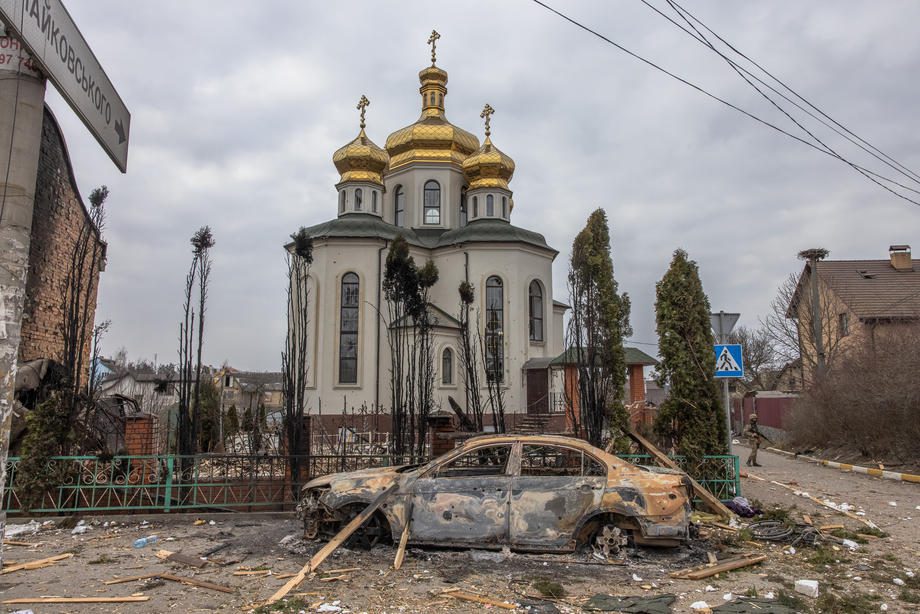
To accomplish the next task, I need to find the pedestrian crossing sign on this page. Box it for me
[714,344,744,378]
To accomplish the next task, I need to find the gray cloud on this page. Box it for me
[44,0,920,369]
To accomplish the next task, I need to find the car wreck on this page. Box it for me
[296,434,692,556]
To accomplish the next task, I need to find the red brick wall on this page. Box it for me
[18,106,104,385]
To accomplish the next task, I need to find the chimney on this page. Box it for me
[889,245,913,271]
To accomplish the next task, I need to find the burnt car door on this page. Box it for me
[509,444,607,549]
[409,443,513,546]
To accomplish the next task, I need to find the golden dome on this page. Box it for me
[462,104,515,190]
[333,95,389,185]
[385,34,479,171]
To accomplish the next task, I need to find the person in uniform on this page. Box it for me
[743,413,762,467]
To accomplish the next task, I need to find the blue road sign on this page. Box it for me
[714,344,744,378]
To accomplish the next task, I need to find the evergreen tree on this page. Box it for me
[566,208,631,446]
[653,249,726,458]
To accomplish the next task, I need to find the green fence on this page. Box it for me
[621,453,742,501]
[3,452,740,515]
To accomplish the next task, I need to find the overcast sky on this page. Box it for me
[43,1,920,371]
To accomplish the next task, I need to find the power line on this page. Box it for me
[529,0,920,207]
[657,0,920,204]
[665,0,920,186]
[638,0,920,192]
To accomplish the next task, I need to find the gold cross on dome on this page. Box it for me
[427,30,441,65]
[356,94,370,129]
[480,103,495,137]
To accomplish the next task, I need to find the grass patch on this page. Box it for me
[759,504,796,525]
[901,589,920,604]
[253,598,311,614]
[815,590,881,613]
[856,526,888,538]
[774,590,807,611]
[88,554,114,565]
[829,529,867,544]
[532,578,566,598]
[806,546,845,568]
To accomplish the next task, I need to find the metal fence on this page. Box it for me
[3,451,739,515]
[620,453,742,501]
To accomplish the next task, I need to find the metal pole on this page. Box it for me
[0,54,46,565]
[717,313,732,454]
[810,255,825,378]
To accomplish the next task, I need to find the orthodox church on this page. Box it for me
[294,33,569,421]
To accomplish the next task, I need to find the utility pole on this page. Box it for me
[798,248,829,381]
[710,311,740,454]
[0,29,46,561]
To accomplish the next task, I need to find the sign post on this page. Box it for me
[0,1,129,564]
[710,311,741,453]
[0,0,130,171]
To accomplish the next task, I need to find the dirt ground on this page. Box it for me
[0,446,916,613]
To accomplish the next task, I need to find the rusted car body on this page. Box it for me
[296,434,692,553]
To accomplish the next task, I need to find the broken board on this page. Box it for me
[627,429,734,520]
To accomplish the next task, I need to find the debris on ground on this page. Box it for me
[583,593,676,612]
[794,579,819,598]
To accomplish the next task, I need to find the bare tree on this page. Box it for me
[282,228,313,494]
[477,310,507,434]
[728,325,779,392]
[456,281,484,430]
[190,227,215,451]
[761,271,847,387]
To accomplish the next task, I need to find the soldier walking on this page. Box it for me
[743,414,763,467]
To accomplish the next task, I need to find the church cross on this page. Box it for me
[357,94,370,129]
[427,30,441,65]
[481,103,495,137]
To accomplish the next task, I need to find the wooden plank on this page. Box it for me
[670,554,767,580]
[266,482,399,605]
[627,429,734,519]
[3,596,150,604]
[157,573,235,594]
[393,501,413,571]
[165,552,207,568]
[3,540,40,547]
[233,570,271,577]
[104,573,158,585]
[0,553,73,574]
[802,514,813,526]
[441,590,516,610]
[818,524,844,532]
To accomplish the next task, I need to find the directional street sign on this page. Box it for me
[0,0,130,172]
[714,344,744,379]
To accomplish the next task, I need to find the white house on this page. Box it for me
[292,40,567,421]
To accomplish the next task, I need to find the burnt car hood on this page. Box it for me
[303,465,410,491]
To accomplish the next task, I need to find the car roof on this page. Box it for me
[462,433,604,454]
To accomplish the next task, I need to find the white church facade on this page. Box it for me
[293,36,569,421]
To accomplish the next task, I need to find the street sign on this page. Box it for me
[710,311,740,343]
[0,0,130,172]
[714,344,744,378]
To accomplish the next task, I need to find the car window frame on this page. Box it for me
[516,443,609,479]
[419,442,516,479]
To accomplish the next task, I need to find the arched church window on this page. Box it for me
[372,190,378,213]
[442,348,453,385]
[529,280,544,342]
[339,191,345,213]
[472,196,479,218]
[438,93,443,106]
[424,180,441,224]
[339,273,359,384]
[460,189,468,227]
[502,196,508,218]
[485,276,504,382]
[395,186,405,227]
[486,194,494,216]
[354,188,363,211]
[429,92,436,106]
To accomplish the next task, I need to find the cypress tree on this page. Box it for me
[653,249,726,458]
[566,208,631,445]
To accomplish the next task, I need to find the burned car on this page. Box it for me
[296,434,691,555]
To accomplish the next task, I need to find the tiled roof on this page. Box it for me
[295,214,555,253]
[792,259,920,320]
[550,346,658,367]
